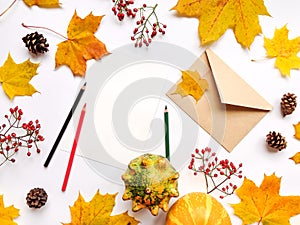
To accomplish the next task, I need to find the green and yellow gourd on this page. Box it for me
[122,153,179,216]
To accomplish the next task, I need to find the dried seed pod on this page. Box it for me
[26,187,48,208]
[281,93,297,117]
[22,32,49,54]
[266,131,287,151]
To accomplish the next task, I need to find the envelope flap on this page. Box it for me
[206,49,272,111]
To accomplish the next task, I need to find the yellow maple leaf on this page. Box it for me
[0,53,39,100]
[264,25,300,77]
[62,190,139,225]
[293,122,300,140]
[172,0,270,48]
[23,0,60,8]
[289,152,300,164]
[172,70,208,102]
[55,11,108,76]
[231,173,300,225]
[0,195,19,225]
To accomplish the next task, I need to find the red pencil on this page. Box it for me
[61,103,86,192]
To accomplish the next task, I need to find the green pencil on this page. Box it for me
[164,105,170,161]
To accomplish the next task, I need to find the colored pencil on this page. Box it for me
[61,103,86,192]
[164,105,170,161]
[44,82,86,167]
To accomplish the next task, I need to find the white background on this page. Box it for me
[0,0,300,224]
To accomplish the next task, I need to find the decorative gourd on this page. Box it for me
[165,192,232,225]
[122,153,179,216]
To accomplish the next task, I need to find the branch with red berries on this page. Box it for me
[0,106,44,167]
[188,147,243,199]
[111,0,166,47]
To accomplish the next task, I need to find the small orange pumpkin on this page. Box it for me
[165,192,232,225]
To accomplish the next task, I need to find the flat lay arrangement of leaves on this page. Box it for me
[1,0,300,225]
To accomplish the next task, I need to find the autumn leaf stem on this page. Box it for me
[257,218,262,225]
[0,0,17,17]
[21,23,69,40]
[251,56,268,62]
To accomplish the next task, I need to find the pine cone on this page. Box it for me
[22,32,49,54]
[26,188,48,208]
[266,131,287,151]
[281,93,297,117]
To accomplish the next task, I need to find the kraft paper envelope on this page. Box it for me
[167,49,272,152]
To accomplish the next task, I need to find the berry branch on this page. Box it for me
[112,0,135,21]
[111,0,166,47]
[188,147,243,199]
[131,4,167,47]
[0,106,44,167]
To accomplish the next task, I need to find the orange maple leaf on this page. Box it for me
[231,173,300,225]
[55,11,108,76]
[62,190,139,225]
[0,195,19,225]
[289,152,300,164]
[172,70,208,102]
[264,25,300,76]
[172,0,270,48]
[0,53,39,100]
[293,122,300,140]
[23,0,60,7]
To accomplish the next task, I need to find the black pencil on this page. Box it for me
[44,82,86,167]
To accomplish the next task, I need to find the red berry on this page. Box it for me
[143,3,146,7]
[27,152,31,156]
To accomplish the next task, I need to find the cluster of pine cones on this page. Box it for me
[266,93,297,151]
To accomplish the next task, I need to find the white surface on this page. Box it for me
[0,0,300,224]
